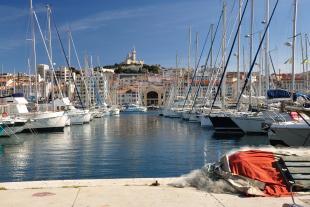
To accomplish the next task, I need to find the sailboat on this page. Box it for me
[268,0,310,146]
[17,1,68,132]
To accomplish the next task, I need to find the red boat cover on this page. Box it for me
[229,150,290,196]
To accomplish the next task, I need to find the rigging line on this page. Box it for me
[181,26,212,109]
[268,52,280,86]
[203,0,245,107]
[213,0,245,73]
[32,10,63,99]
[211,0,250,111]
[191,18,223,112]
[69,32,92,105]
[182,10,224,110]
[236,0,279,107]
[51,12,85,110]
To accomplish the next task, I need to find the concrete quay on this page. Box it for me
[0,178,309,207]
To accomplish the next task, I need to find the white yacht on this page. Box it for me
[54,98,91,125]
[269,120,310,146]
[0,117,28,137]
[0,94,66,132]
[109,107,120,115]
[122,104,147,113]
[268,111,310,147]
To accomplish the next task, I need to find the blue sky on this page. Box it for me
[0,0,309,74]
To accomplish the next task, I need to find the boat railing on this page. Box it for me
[264,110,287,123]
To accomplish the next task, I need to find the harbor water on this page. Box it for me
[0,113,269,182]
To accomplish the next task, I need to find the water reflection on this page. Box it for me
[0,113,268,182]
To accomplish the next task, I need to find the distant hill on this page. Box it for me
[100,64,161,74]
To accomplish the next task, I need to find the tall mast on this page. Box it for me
[188,26,191,70]
[292,0,298,96]
[301,34,305,89]
[27,59,31,97]
[47,4,53,111]
[306,34,309,91]
[237,0,241,99]
[264,0,270,99]
[13,68,16,94]
[210,24,214,67]
[68,31,71,66]
[0,65,2,96]
[259,32,263,96]
[30,0,38,107]
[187,26,191,97]
[194,32,199,69]
[221,1,227,108]
[249,0,254,109]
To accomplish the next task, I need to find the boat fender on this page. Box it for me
[2,112,8,117]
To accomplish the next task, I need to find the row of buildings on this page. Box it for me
[1,48,309,107]
[1,67,309,107]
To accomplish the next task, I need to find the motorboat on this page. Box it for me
[122,104,147,113]
[53,97,91,125]
[0,117,28,137]
[269,120,310,146]
[0,94,66,132]
[268,107,310,147]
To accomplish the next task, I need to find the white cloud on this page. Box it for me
[0,4,45,23]
[63,6,154,32]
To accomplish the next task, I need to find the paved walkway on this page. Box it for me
[0,178,309,207]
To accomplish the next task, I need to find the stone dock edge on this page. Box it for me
[0,177,309,207]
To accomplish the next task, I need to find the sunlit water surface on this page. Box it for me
[0,113,268,182]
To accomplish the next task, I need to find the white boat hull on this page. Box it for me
[231,116,267,134]
[68,110,91,125]
[22,111,66,132]
[269,122,310,146]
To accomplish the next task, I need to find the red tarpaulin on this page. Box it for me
[229,150,291,196]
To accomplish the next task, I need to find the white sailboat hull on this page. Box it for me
[22,111,66,132]
[163,109,181,118]
[269,122,310,146]
[231,116,267,134]
[110,108,120,115]
[68,110,91,125]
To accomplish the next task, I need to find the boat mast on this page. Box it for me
[221,0,227,109]
[1,64,2,96]
[300,34,305,90]
[30,0,38,108]
[27,59,31,97]
[188,26,191,87]
[237,0,241,99]
[210,24,213,68]
[259,32,263,96]
[292,0,298,98]
[187,26,191,100]
[265,0,270,104]
[249,0,254,109]
[306,34,309,91]
[68,31,71,66]
[46,4,54,111]
[195,32,199,69]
